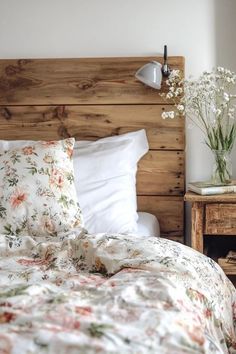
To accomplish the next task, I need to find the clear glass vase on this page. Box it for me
[211,150,232,185]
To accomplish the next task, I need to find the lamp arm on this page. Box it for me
[162,45,171,77]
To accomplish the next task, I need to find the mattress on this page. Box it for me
[136,212,160,237]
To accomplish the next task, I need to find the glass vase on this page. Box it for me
[211,150,232,185]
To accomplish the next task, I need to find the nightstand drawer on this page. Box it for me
[205,203,236,235]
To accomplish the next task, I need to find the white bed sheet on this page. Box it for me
[136,212,160,237]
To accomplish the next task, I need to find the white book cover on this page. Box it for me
[188,181,236,195]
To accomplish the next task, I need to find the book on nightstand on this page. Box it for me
[188,181,236,195]
[226,251,236,264]
[218,257,236,275]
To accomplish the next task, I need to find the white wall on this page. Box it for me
[0,0,236,240]
[214,0,236,176]
[0,1,217,75]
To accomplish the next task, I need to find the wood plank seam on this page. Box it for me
[0,56,185,241]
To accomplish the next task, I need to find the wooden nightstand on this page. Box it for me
[184,191,236,277]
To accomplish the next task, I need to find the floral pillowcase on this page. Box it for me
[0,138,83,237]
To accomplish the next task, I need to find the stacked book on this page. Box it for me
[188,181,236,195]
[225,251,236,264]
[218,251,236,275]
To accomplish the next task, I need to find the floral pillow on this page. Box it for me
[0,138,83,237]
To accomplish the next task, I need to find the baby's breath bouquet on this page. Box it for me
[161,67,236,185]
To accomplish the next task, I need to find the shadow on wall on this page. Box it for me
[214,0,236,71]
[214,0,236,176]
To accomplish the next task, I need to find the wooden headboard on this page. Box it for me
[0,56,185,242]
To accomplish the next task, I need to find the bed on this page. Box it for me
[0,57,235,353]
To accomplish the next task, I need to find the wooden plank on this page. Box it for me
[205,203,236,235]
[191,202,204,253]
[137,151,184,195]
[168,236,184,244]
[137,196,183,238]
[185,191,236,202]
[0,57,184,105]
[0,57,185,243]
[0,105,184,150]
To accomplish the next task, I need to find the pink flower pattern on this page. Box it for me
[0,231,235,353]
[0,138,83,236]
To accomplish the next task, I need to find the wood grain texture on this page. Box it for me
[191,202,204,253]
[186,191,236,275]
[0,57,184,105]
[0,56,185,240]
[205,203,236,235]
[137,151,184,195]
[0,105,184,150]
[184,191,236,202]
[137,196,183,239]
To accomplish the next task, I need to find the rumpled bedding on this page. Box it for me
[0,229,235,354]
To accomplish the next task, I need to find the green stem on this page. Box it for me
[213,152,231,184]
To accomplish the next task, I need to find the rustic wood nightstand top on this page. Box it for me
[184,191,236,203]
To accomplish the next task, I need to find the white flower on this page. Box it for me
[168,111,175,119]
[215,109,222,117]
[177,104,184,112]
[223,92,229,101]
[160,66,236,152]
[166,92,173,99]
[175,87,183,96]
[162,112,167,119]
[228,112,234,119]
[170,70,180,78]
[217,67,225,73]
[162,111,176,119]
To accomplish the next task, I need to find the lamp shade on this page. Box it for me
[135,61,162,89]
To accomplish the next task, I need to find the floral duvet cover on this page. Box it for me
[0,230,235,354]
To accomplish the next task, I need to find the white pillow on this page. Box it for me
[136,212,160,237]
[74,134,148,233]
[0,130,149,234]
